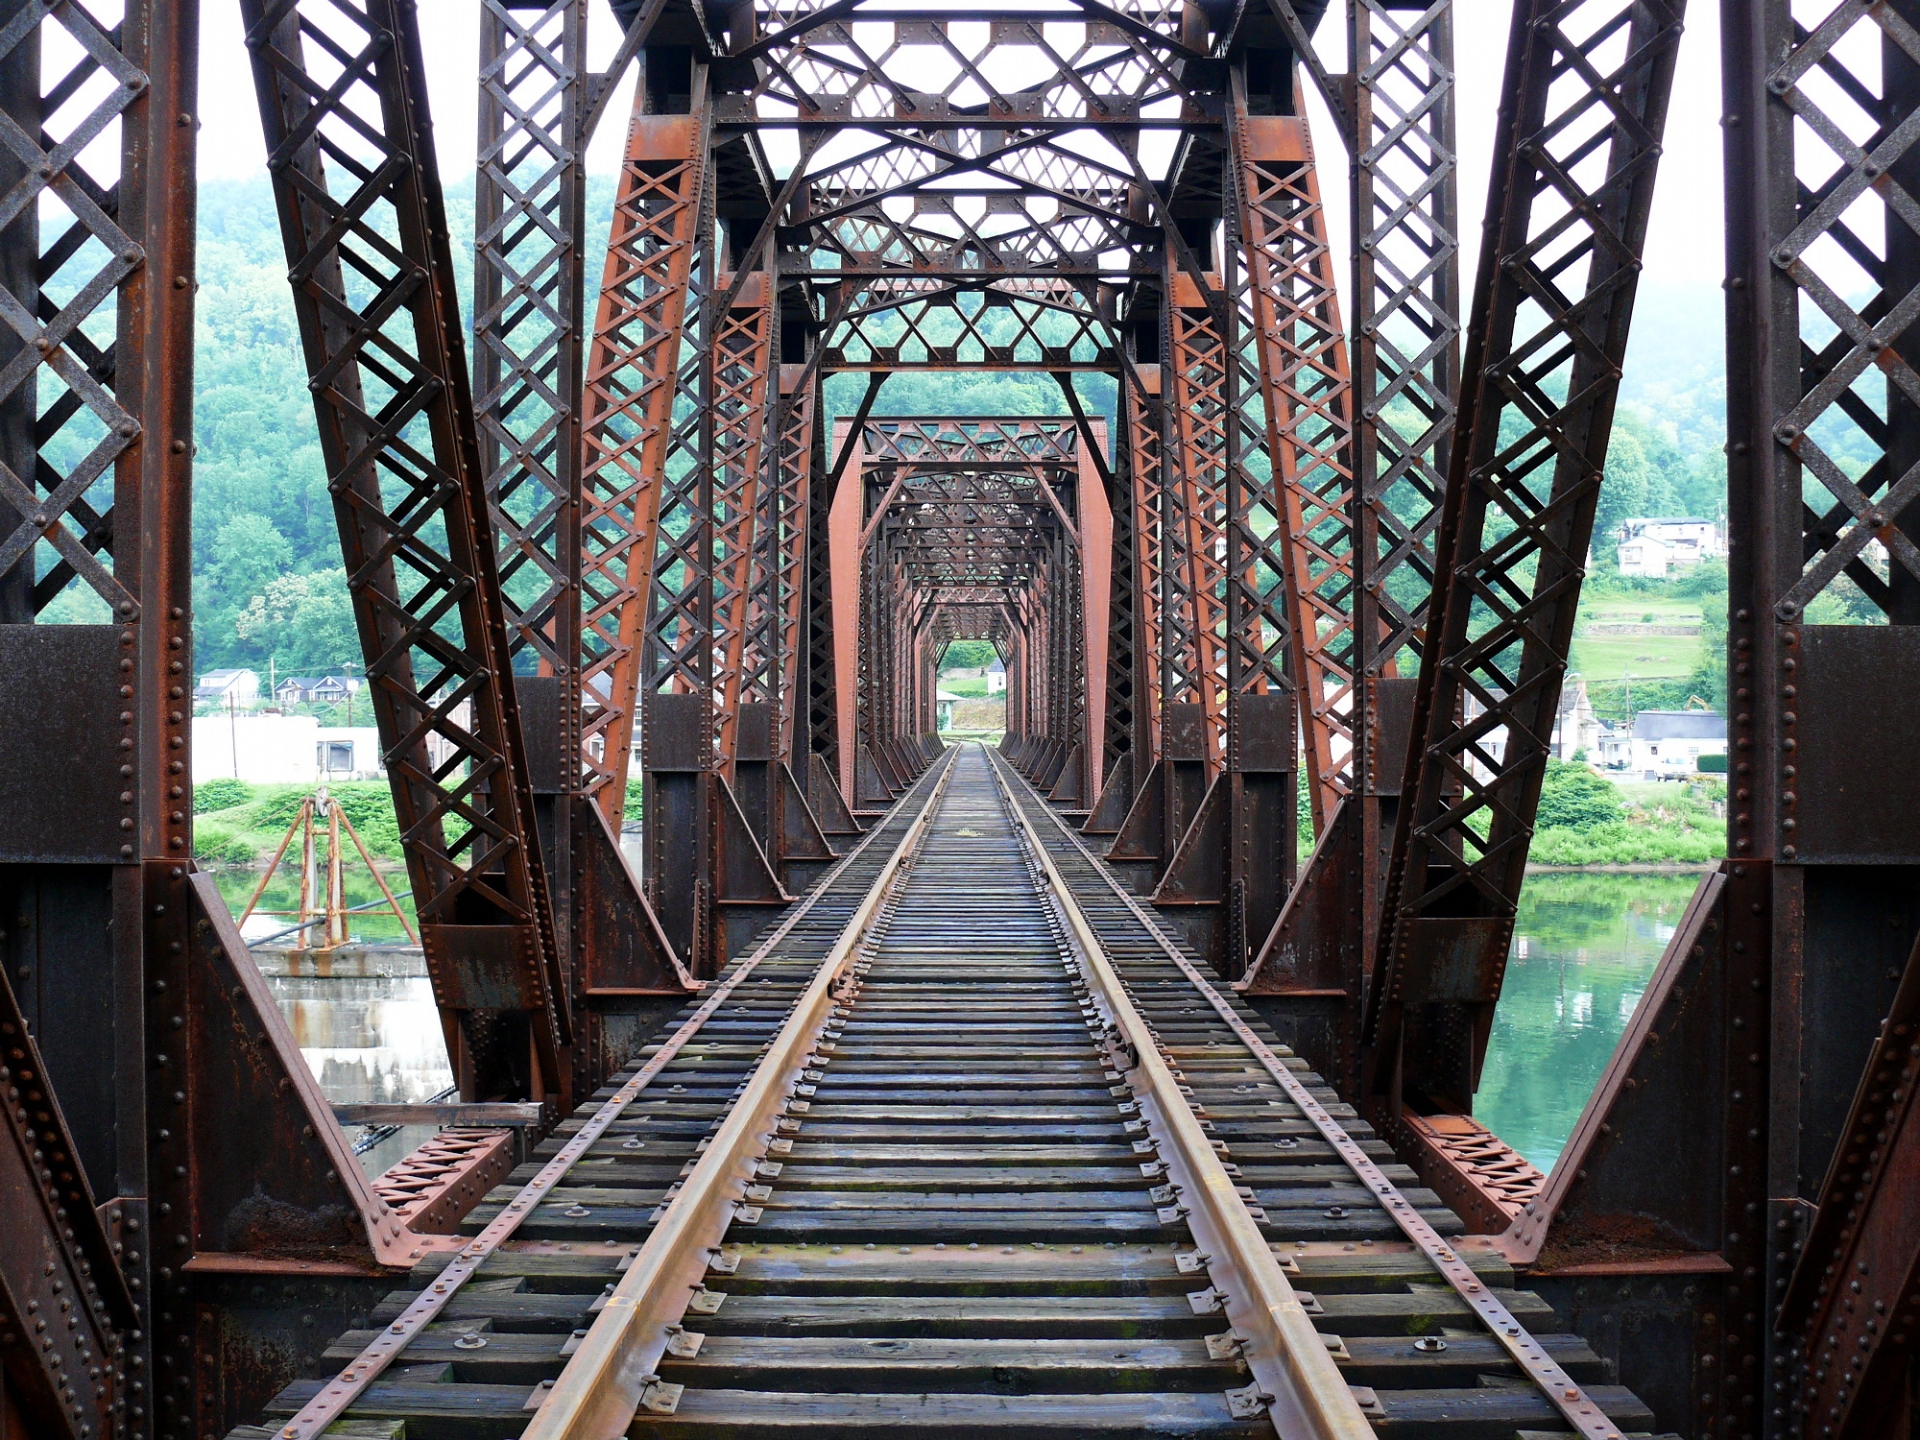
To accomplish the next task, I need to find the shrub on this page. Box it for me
[1531,821,1723,866]
[193,822,259,865]
[1535,759,1622,831]
[195,777,253,814]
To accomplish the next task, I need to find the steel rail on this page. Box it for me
[269,755,954,1440]
[985,755,1372,1439]
[989,749,1633,1440]
[521,748,962,1438]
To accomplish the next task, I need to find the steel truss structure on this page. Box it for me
[0,0,1918,1435]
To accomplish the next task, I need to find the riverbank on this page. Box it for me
[1527,861,1716,873]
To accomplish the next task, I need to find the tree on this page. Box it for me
[941,639,997,669]
[233,569,360,674]
[1593,419,1681,562]
[1536,758,1623,831]
[202,514,294,664]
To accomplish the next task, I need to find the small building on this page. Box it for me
[194,668,260,708]
[1616,518,1724,577]
[192,714,385,785]
[315,727,384,780]
[985,658,1006,694]
[274,674,360,708]
[1550,679,1600,760]
[936,689,961,730]
[1594,720,1632,770]
[1630,709,1727,780]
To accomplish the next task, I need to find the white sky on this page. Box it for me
[195,0,1726,295]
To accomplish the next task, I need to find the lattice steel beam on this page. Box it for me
[244,0,568,1097]
[580,105,707,824]
[1365,0,1684,1113]
[1233,94,1355,832]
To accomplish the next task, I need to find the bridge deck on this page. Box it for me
[234,746,1669,1440]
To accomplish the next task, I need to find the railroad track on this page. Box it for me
[232,744,1672,1440]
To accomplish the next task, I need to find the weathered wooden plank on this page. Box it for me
[629,1388,1271,1436]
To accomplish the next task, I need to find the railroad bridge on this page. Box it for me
[0,0,1916,1437]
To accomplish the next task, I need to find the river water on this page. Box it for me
[1477,870,1704,1171]
[214,861,1701,1179]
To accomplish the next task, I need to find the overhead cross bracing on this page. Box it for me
[4,0,1920,1437]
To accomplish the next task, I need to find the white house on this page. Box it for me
[985,658,1006,694]
[193,714,385,785]
[936,689,961,730]
[194,668,261,708]
[1549,679,1601,760]
[1630,709,1727,780]
[1617,518,1724,577]
[274,674,362,708]
[1594,720,1632,769]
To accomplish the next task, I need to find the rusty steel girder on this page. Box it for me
[1234,0,1460,1095]
[0,968,134,1439]
[244,0,568,1100]
[1362,0,1684,1118]
[1232,95,1356,838]
[852,420,1089,804]
[580,107,706,827]
[472,0,697,1094]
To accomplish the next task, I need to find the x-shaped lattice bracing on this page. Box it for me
[475,0,579,677]
[1768,0,1920,616]
[1367,0,1682,1110]
[0,0,147,618]
[246,0,567,1077]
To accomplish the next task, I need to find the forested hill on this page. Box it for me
[183,175,1729,677]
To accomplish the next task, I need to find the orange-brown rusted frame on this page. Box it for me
[580,106,707,825]
[710,273,775,777]
[1234,103,1357,833]
[1127,367,1166,759]
[1165,271,1230,772]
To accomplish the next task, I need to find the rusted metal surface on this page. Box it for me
[580,108,706,826]
[1778,924,1920,1438]
[1714,4,1920,1433]
[1504,871,1735,1272]
[997,754,1373,1440]
[369,1129,516,1236]
[243,0,567,1100]
[1367,0,1685,1116]
[1001,750,1631,1440]
[0,970,134,1440]
[171,873,426,1272]
[1398,1110,1545,1238]
[268,752,951,1440]
[1233,103,1355,836]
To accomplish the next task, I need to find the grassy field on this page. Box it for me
[1570,593,1703,681]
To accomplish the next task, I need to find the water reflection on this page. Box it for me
[1476,870,1706,1172]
